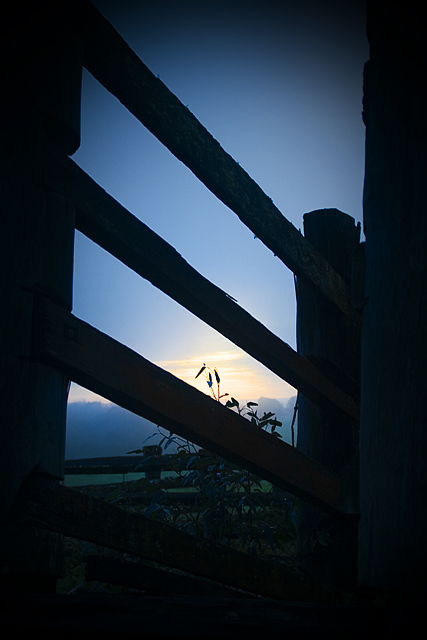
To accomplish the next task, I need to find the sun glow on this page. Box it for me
[158,350,295,404]
[67,350,295,407]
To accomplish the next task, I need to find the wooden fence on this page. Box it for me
[5,0,363,602]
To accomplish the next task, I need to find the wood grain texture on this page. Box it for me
[296,210,361,590]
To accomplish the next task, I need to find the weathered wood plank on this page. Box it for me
[296,210,361,591]
[1,1,84,589]
[359,1,427,592]
[10,471,362,603]
[43,146,360,421]
[31,295,345,513]
[1,123,76,588]
[77,0,360,323]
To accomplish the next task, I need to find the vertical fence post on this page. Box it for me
[0,2,81,593]
[359,1,427,599]
[295,208,361,590]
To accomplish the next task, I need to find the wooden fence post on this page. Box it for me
[359,1,427,599]
[0,2,81,593]
[295,209,361,590]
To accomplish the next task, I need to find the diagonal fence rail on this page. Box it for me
[43,145,359,421]
[5,1,363,598]
[30,0,362,519]
[10,470,364,603]
[78,0,361,325]
[31,295,344,514]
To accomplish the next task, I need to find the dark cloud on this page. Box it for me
[65,402,162,460]
[247,397,297,444]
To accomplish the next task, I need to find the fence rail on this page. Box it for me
[64,454,172,476]
[79,0,360,324]
[43,144,359,420]
[4,0,363,598]
[10,470,363,604]
[64,455,294,506]
[33,295,344,514]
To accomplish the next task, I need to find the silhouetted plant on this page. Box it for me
[118,366,298,562]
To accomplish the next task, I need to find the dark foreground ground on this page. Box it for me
[1,591,400,639]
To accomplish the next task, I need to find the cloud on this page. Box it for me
[65,395,297,461]
[65,402,162,460]
[158,351,242,368]
[158,351,243,391]
[234,396,297,445]
[157,350,296,403]
[68,383,111,404]
[67,351,297,412]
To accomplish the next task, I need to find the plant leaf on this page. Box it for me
[195,364,206,379]
[261,411,275,421]
[144,502,162,518]
[164,436,178,450]
[186,455,199,470]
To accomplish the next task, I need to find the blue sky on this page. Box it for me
[68,0,368,408]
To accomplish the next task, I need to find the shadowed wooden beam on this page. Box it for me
[42,147,359,421]
[83,555,255,598]
[9,471,362,602]
[31,295,347,514]
[77,0,360,324]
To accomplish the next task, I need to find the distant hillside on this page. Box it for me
[65,396,297,460]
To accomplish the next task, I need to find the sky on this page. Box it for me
[66,0,368,455]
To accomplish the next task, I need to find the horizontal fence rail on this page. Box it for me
[64,455,295,506]
[77,0,360,324]
[64,455,173,475]
[31,295,345,514]
[43,145,359,421]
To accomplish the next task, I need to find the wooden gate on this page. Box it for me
[2,0,363,601]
